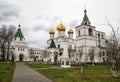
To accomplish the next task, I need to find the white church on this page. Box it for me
[45,9,106,65]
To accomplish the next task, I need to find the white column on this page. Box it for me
[51,51,54,63]
[50,34,54,39]
[63,44,68,58]
[61,42,71,68]
[68,34,73,39]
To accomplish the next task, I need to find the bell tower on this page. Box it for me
[75,9,96,62]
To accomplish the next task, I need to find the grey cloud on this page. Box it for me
[33,24,49,32]
[70,20,79,27]
[52,16,60,22]
[37,15,60,22]
[0,1,19,22]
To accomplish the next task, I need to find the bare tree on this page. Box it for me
[6,25,16,62]
[88,47,96,66]
[105,17,120,77]
[54,51,58,65]
[78,46,83,74]
[0,25,7,61]
[0,25,16,62]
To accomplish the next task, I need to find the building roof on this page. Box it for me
[82,9,91,25]
[56,21,66,31]
[49,39,56,48]
[15,27,24,38]
[68,28,74,34]
[49,29,55,34]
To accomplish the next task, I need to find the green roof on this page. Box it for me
[15,28,24,38]
[82,9,90,24]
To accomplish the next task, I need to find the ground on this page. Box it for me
[12,62,53,82]
[0,62,120,82]
[27,63,120,82]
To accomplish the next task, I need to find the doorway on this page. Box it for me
[19,54,24,61]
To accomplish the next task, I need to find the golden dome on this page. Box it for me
[56,21,66,31]
[49,29,55,34]
[68,28,74,34]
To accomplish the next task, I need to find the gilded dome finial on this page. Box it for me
[49,29,55,34]
[68,27,74,34]
[56,20,66,31]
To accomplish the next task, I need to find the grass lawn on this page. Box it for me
[32,64,120,82]
[26,63,59,68]
[0,62,15,82]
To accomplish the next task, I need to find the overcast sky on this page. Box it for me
[0,0,120,48]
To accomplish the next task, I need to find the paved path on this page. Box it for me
[12,62,53,82]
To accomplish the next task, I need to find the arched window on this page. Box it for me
[78,31,80,36]
[98,33,100,38]
[101,34,104,39]
[69,45,72,49]
[85,22,87,25]
[59,52,62,56]
[58,44,60,48]
[88,28,93,36]
[20,38,22,41]
[103,51,105,56]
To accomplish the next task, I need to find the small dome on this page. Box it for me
[68,28,74,34]
[49,29,55,34]
[56,21,66,31]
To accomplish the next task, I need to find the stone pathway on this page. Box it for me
[12,62,53,82]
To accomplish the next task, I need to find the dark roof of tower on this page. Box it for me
[15,27,24,38]
[49,39,56,48]
[82,9,90,25]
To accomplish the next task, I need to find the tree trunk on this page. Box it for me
[7,43,10,62]
[80,65,83,74]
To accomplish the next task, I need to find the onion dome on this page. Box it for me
[68,28,74,34]
[56,21,66,31]
[49,29,55,34]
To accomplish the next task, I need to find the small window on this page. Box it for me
[98,33,100,38]
[18,48,19,51]
[59,52,62,56]
[74,46,76,50]
[66,61,69,65]
[69,45,72,49]
[102,34,104,39]
[78,31,80,36]
[103,51,105,56]
[20,38,22,41]
[62,61,64,65]
[58,44,60,48]
[85,22,87,25]
[23,48,24,51]
[88,28,93,36]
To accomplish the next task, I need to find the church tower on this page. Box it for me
[12,24,30,61]
[75,9,96,62]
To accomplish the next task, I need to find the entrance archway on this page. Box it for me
[19,54,24,61]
